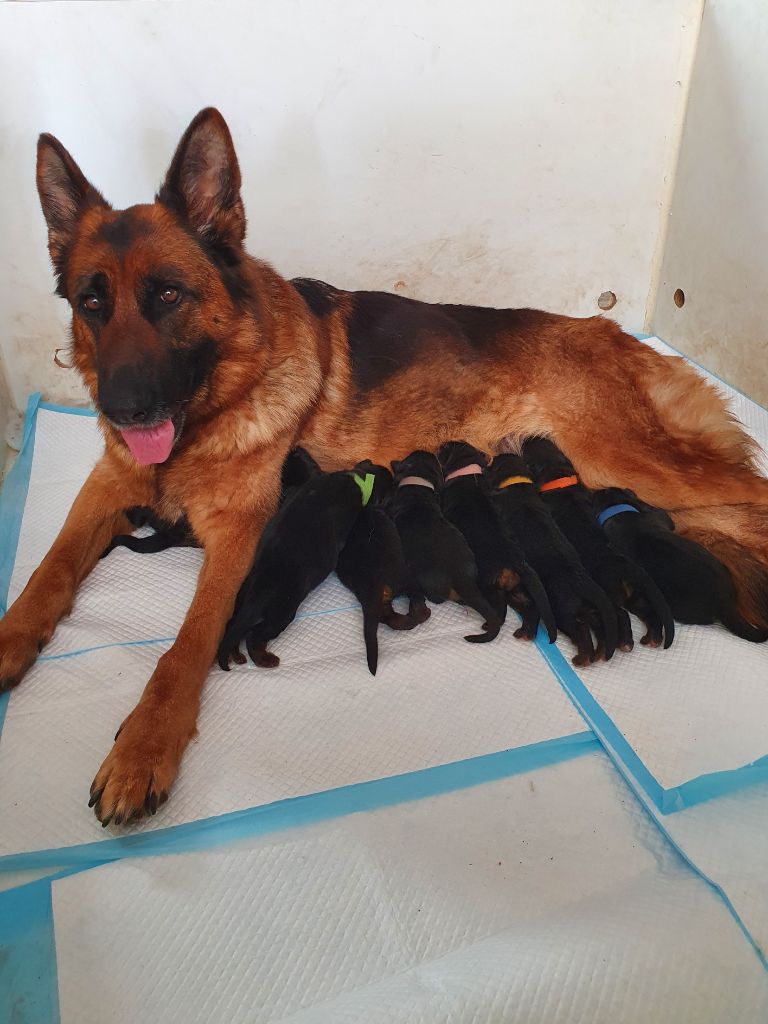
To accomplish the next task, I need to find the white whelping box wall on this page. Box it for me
[1,0,765,435]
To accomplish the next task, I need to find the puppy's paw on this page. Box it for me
[640,631,662,648]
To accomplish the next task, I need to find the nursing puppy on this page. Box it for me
[522,438,674,651]
[488,453,616,665]
[390,450,501,642]
[279,446,322,503]
[593,487,768,643]
[336,460,430,675]
[103,448,319,558]
[437,441,556,642]
[217,461,381,669]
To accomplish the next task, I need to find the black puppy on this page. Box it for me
[336,460,430,675]
[218,451,381,669]
[390,450,501,642]
[522,438,674,651]
[437,441,556,643]
[103,448,319,559]
[593,486,768,642]
[102,507,194,557]
[279,446,322,503]
[487,453,617,665]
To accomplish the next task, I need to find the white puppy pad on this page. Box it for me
[52,752,768,1024]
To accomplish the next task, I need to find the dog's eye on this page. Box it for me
[81,294,102,313]
[159,286,181,306]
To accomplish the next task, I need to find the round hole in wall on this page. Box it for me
[597,290,617,311]
[673,288,685,308]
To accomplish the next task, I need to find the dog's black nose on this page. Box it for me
[98,364,166,427]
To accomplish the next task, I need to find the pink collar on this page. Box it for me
[444,463,484,482]
[398,475,435,491]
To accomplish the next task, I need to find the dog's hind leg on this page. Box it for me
[403,584,431,627]
[615,606,634,653]
[565,613,597,667]
[245,634,281,668]
[381,601,421,631]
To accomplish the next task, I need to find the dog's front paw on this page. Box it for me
[0,618,50,692]
[89,702,191,826]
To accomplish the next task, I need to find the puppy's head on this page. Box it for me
[281,447,321,493]
[592,487,675,530]
[591,486,638,514]
[436,440,490,477]
[353,459,394,504]
[521,437,575,485]
[390,450,443,491]
[486,453,531,490]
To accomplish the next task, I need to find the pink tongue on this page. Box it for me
[119,419,175,466]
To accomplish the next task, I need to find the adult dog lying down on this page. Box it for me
[1,107,766,827]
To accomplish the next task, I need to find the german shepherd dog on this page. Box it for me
[2,107,768,826]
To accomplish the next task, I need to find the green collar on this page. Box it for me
[351,472,376,506]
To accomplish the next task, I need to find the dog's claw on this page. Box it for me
[88,786,104,809]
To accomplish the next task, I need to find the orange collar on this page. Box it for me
[539,474,579,492]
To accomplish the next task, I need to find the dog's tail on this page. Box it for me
[580,575,618,661]
[461,581,504,643]
[673,504,768,631]
[617,558,675,650]
[362,601,380,676]
[517,563,557,643]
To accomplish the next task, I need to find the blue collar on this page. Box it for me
[597,503,639,526]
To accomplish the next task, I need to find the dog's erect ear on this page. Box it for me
[36,134,108,291]
[158,108,245,249]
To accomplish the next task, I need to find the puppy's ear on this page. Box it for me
[390,459,404,476]
[157,107,245,248]
[37,134,109,295]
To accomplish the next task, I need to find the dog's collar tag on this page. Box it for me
[496,474,532,489]
[445,463,484,482]
[597,503,639,526]
[539,474,579,493]
[398,475,436,491]
[351,472,376,506]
